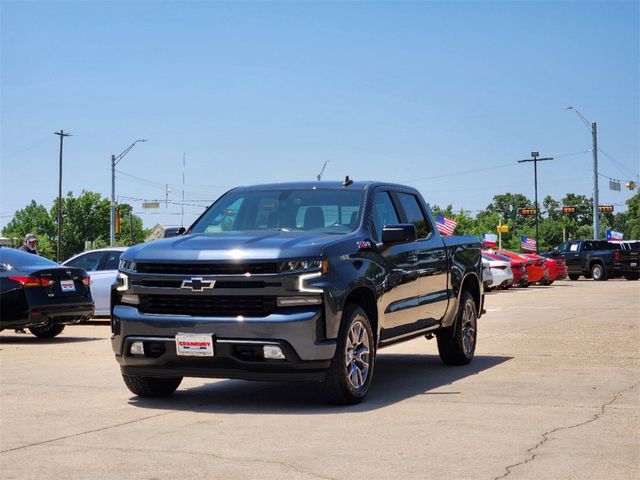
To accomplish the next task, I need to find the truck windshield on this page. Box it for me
[189,189,364,235]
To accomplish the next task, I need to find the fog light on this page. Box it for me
[130,342,145,356]
[263,345,285,360]
[277,296,322,307]
[121,294,139,305]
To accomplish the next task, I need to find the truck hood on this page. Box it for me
[124,231,353,262]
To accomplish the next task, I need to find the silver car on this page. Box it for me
[62,247,127,316]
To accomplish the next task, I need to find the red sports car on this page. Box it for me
[495,250,547,285]
[524,253,567,285]
[483,251,529,287]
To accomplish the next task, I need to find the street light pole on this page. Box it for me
[518,151,553,253]
[566,107,599,239]
[110,139,147,246]
[54,130,71,262]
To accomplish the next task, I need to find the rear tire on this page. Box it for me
[321,304,375,405]
[624,274,639,281]
[29,323,65,338]
[122,374,182,397]
[437,291,477,365]
[568,274,580,281]
[590,263,607,281]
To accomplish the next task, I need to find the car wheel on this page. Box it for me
[568,274,580,281]
[624,274,639,281]
[436,290,477,365]
[321,304,375,405]
[28,323,65,338]
[122,374,183,397]
[590,263,607,281]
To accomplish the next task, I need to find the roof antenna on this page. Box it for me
[342,175,353,187]
[316,160,329,181]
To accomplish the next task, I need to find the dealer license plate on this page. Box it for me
[60,280,75,292]
[175,333,214,357]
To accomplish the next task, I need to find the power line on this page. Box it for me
[597,148,638,179]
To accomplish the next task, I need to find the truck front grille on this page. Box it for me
[138,295,276,317]
[136,262,278,275]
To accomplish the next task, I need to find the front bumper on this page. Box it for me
[111,305,336,382]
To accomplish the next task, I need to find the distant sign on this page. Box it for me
[609,179,621,191]
[142,201,160,209]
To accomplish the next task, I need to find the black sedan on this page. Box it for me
[0,248,94,338]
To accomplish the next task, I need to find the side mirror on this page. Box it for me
[381,224,417,244]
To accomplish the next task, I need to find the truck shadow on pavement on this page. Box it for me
[128,353,511,413]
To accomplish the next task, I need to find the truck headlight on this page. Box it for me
[278,259,329,274]
[118,259,137,273]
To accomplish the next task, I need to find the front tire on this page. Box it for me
[624,273,639,281]
[437,290,477,365]
[29,323,65,338]
[321,304,375,405]
[122,374,182,397]
[568,274,580,281]
[590,263,607,281]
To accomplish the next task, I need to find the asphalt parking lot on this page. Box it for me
[1,279,638,480]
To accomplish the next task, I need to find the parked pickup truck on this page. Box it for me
[544,240,640,281]
[111,180,484,404]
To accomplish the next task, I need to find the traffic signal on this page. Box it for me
[115,210,122,234]
[598,205,614,213]
[520,208,537,215]
[562,206,576,214]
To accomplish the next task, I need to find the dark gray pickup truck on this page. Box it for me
[545,240,640,281]
[111,181,483,404]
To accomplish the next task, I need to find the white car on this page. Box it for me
[482,254,513,290]
[482,259,493,290]
[62,247,128,316]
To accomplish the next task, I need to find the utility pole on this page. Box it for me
[110,139,147,245]
[591,122,599,239]
[518,151,553,253]
[566,107,599,239]
[53,130,71,262]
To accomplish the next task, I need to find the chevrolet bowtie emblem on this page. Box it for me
[181,277,216,292]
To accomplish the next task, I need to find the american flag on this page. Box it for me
[436,214,457,236]
[521,236,537,251]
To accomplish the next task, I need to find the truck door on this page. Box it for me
[562,241,582,273]
[371,191,421,335]
[395,192,449,323]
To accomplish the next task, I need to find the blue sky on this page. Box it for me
[1,0,638,230]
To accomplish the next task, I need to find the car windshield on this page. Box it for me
[190,188,364,235]
[0,248,59,269]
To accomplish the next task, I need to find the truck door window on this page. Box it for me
[371,192,400,242]
[396,193,431,239]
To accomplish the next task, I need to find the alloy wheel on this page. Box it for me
[344,319,371,390]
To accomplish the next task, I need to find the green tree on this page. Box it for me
[2,201,56,259]
[625,191,640,239]
[3,191,148,261]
